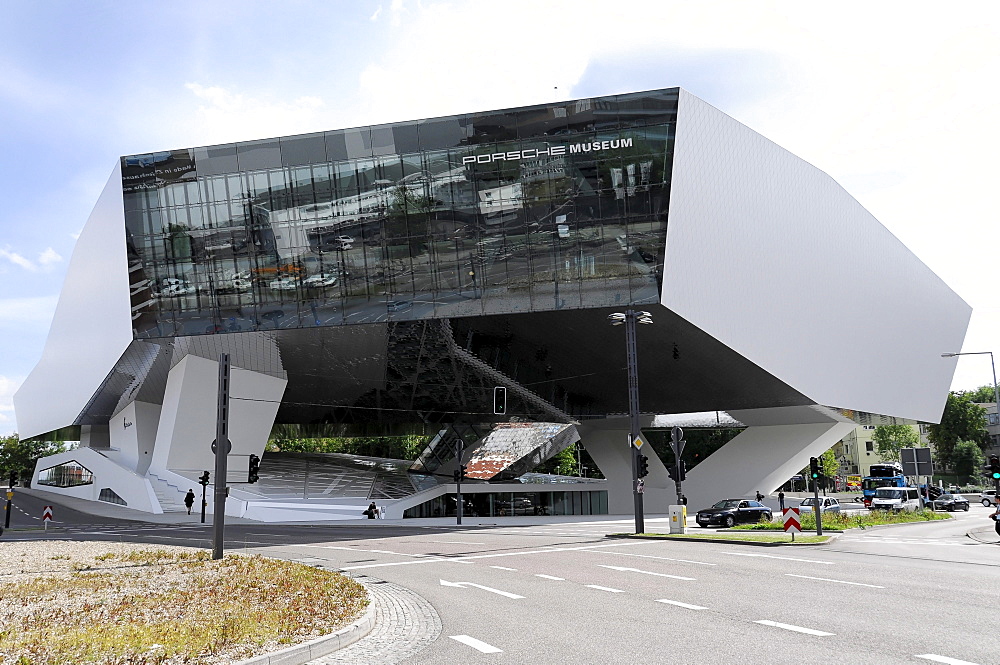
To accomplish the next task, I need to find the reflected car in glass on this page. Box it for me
[386,300,413,312]
[695,499,772,528]
[302,273,338,288]
[269,278,299,291]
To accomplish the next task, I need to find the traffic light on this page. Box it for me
[8,471,16,488]
[247,454,260,483]
[453,465,468,482]
[678,460,687,482]
[667,463,676,481]
[493,387,507,415]
[990,455,1000,480]
[198,471,210,486]
[637,455,649,478]
[809,457,820,480]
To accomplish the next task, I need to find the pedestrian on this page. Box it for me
[366,501,377,519]
[755,490,764,503]
[990,502,1000,537]
[778,491,785,511]
[184,489,195,515]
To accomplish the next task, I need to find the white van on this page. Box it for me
[870,487,922,512]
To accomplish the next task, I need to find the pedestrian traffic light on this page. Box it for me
[247,454,260,483]
[990,455,1000,480]
[493,386,507,415]
[198,471,210,486]
[637,455,649,478]
[678,460,687,482]
[809,457,820,480]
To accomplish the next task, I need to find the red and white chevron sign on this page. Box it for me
[782,507,801,534]
[42,505,53,522]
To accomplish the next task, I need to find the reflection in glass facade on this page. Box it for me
[123,90,677,339]
[38,461,95,488]
[403,489,608,519]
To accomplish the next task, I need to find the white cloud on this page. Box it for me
[0,248,35,271]
[37,248,61,267]
[0,374,23,437]
[183,83,329,146]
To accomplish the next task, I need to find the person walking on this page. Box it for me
[990,502,1000,537]
[184,489,195,515]
[778,491,785,511]
[366,501,377,519]
[755,490,764,503]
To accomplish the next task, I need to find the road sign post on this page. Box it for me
[783,507,801,542]
[42,505,53,531]
[212,353,231,561]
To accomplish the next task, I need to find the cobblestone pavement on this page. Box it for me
[309,574,441,664]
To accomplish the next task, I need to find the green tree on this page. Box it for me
[0,434,66,485]
[871,424,920,461]
[951,439,987,483]
[928,393,989,467]
[819,450,839,479]
[964,385,996,404]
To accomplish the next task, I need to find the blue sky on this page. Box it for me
[2,1,999,435]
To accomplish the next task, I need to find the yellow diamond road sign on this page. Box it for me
[632,433,649,449]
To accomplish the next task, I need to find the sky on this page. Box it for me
[1,1,998,436]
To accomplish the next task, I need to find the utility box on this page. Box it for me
[668,505,687,534]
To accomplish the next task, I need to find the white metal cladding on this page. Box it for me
[663,89,970,423]
[13,163,134,438]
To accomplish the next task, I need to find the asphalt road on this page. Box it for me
[4,502,999,664]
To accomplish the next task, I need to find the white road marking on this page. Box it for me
[535,574,565,580]
[598,565,695,581]
[440,579,525,599]
[785,574,885,588]
[449,635,503,653]
[719,551,833,565]
[340,541,644,570]
[754,620,834,636]
[586,550,716,566]
[586,585,625,593]
[916,654,982,665]
[491,566,518,571]
[427,541,486,545]
[656,599,707,610]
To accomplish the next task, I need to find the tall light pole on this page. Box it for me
[941,351,999,449]
[609,309,653,534]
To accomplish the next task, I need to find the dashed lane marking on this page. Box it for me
[755,620,834,636]
[490,566,517,571]
[585,585,625,593]
[916,654,982,665]
[785,574,885,588]
[598,564,695,581]
[718,551,833,564]
[449,635,502,654]
[535,574,565,580]
[656,599,707,610]
[584,550,717,566]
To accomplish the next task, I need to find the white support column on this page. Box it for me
[578,417,671,515]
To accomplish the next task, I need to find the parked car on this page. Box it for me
[980,490,997,507]
[930,494,970,511]
[695,499,772,528]
[799,497,842,514]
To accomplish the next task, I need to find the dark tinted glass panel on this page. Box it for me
[237,139,282,171]
[194,144,238,176]
[281,133,328,166]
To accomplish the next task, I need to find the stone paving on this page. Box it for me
[309,574,441,664]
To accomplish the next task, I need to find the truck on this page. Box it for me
[861,462,907,507]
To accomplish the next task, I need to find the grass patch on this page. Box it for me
[732,509,952,531]
[612,532,830,544]
[0,545,368,664]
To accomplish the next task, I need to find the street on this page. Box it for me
[4,495,999,664]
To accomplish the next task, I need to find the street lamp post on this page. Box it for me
[609,309,653,534]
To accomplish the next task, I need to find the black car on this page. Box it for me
[930,493,970,511]
[696,499,773,528]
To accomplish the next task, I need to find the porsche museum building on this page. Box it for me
[14,87,971,520]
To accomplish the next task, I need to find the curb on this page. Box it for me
[607,533,839,547]
[967,528,1000,545]
[236,599,376,665]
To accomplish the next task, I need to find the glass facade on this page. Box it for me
[123,90,677,339]
[38,461,94,488]
[403,489,608,519]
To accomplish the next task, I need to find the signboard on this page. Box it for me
[847,475,862,490]
[42,505,53,522]
[631,432,650,449]
[901,447,933,476]
[782,508,801,534]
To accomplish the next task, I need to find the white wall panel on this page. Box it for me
[14,163,133,437]
[664,89,970,423]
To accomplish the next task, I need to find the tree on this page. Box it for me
[819,450,839,480]
[0,434,66,485]
[928,393,989,467]
[963,385,996,404]
[951,439,986,483]
[871,424,920,461]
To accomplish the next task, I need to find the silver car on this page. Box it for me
[799,497,842,514]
